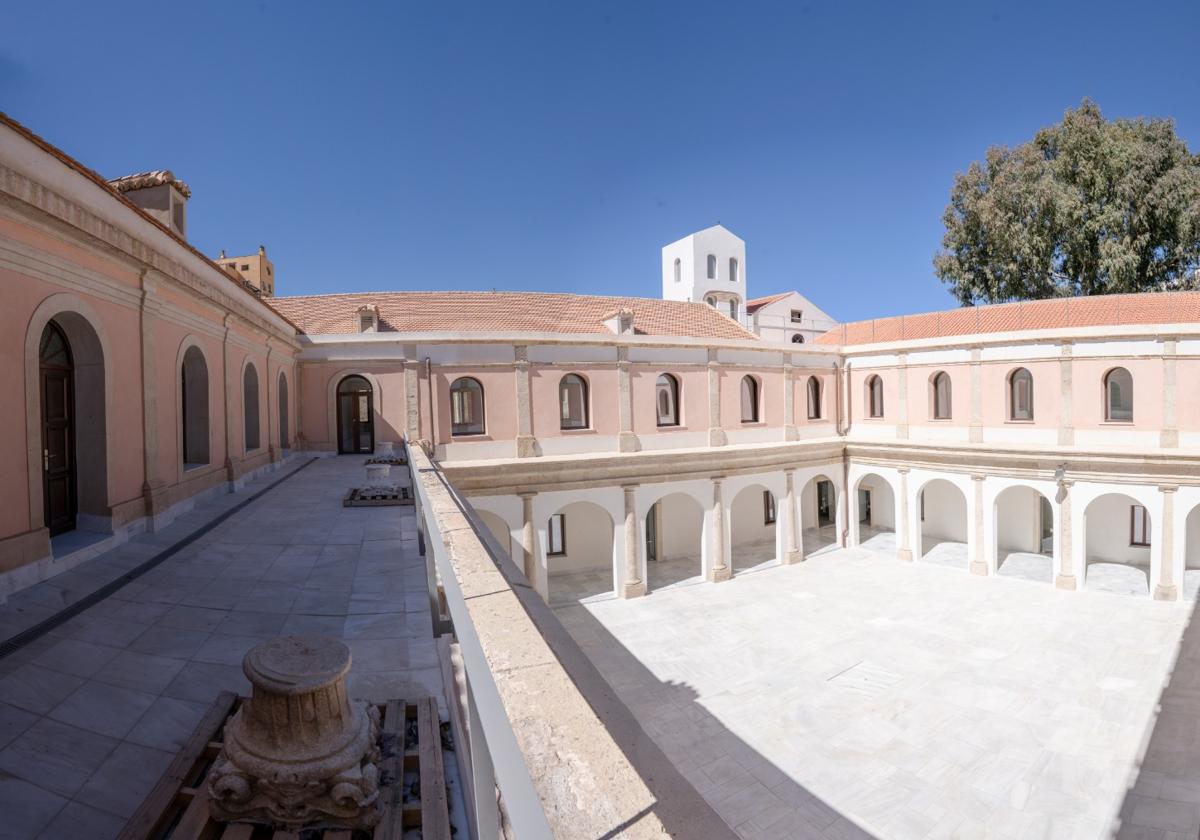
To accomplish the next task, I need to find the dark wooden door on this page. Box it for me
[336,376,374,454]
[40,324,76,535]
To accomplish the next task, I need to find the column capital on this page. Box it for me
[970,473,986,483]
[621,483,639,494]
[1159,484,1179,494]
[896,466,910,475]
[518,491,537,501]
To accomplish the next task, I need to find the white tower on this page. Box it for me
[661,225,747,324]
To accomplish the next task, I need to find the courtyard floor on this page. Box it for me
[555,538,1196,839]
[0,456,437,840]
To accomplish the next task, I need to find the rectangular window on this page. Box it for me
[790,309,803,323]
[1130,505,1150,547]
[240,264,250,271]
[548,513,566,556]
[763,491,776,525]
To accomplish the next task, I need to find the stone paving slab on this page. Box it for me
[0,456,438,840]
[556,541,1195,839]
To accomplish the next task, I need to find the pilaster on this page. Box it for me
[969,474,987,575]
[616,346,640,452]
[514,345,539,457]
[139,273,168,518]
[222,313,237,485]
[621,485,646,598]
[782,357,798,441]
[896,467,912,561]
[968,346,983,444]
[708,477,731,582]
[266,340,278,462]
[1058,343,1074,446]
[706,348,727,447]
[1054,479,1076,590]
[1155,485,1179,601]
[896,352,909,439]
[1161,340,1178,448]
[402,345,422,446]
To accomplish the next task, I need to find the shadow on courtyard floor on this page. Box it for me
[1113,593,1200,838]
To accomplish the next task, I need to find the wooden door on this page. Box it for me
[337,376,374,454]
[40,324,75,535]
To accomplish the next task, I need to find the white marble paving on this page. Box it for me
[555,539,1195,839]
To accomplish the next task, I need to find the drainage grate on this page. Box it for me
[343,487,413,507]
[826,661,903,696]
[0,457,318,661]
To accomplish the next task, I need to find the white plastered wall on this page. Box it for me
[905,470,974,564]
[848,469,898,546]
[1071,482,1161,591]
[983,478,1059,575]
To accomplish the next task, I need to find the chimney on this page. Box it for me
[108,170,191,239]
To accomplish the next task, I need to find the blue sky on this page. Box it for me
[3,1,1199,322]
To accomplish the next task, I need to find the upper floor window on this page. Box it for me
[806,376,822,420]
[706,296,717,307]
[656,374,680,427]
[706,254,717,279]
[729,257,739,283]
[791,334,805,344]
[559,374,589,430]
[673,258,681,283]
[740,376,760,422]
[243,362,260,450]
[729,300,739,320]
[1105,367,1133,422]
[450,377,485,436]
[866,374,883,418]
[790,309,803,323]
[932,371,952,419]
[1009,367,1033,421]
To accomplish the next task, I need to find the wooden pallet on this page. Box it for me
[363,457,408,467]
[342,488,414,507]
[119,693,451,840]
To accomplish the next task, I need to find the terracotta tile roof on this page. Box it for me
[815,291,1200,346]
[746,291,792,313]
[108,169,192,199]
[267,291,759,340]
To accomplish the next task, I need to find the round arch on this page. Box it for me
[800,473,839,555]
[24,293,114,533]
[991,484,1054,583]
[915,477,968,567]
[277,369,291,451]
[852,472,897,552]
[542,500,616,606]
[240,356,262,454]
[729,482,780,573]
[1083,491,1151,596]
[324,369,383,452]
[175,335,214,477]
[641,489,706,591]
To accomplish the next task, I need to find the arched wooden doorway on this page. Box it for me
[336,375,374,454]
[40,321,76,535]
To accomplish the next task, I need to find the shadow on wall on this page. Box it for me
[1114,595,1200,837]
[554,603,877,839]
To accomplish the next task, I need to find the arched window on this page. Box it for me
[450,377,485,435]
[932,371,952,420]
[740,375,759,422]
[1009,367,1033,421]
[1105,367,1133,422]
[791,334,805,344]
[656,374,680,427]
[729,257,738,283]
[706,296,717,307]
[243,362,260,451]
[806,376,822,420]
[278,371,290,449]
[559,374,588,430]
[729,300,739,320]
[181,346,210,466]
[866,374,883,418]
[673,258,681,283]
[706,254,717,280]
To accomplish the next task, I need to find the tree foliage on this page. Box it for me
[934,100,1200,305]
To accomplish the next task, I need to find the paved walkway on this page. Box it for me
[0,456,437,840]
[555,540,1194,839]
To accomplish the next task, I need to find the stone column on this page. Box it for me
[783,358,798,441]
[1058,343,1074,446]
[138,273,167,519]
[896,352,909,440]
[897,467,913,561]
[1162,340,1179,448]
[616,346,639,452]
[514,346,538,458]
[519,492,543,597]
[621,485,646,598]
[969,347,983,444]
[970,474,987,575]
[1054,480,1077,590]
[1155,485,1179,601]
[709,478,731,582]
[783,470,802,564]
[707,348,727,447]
[402,345,422,446]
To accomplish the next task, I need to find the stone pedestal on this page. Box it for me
[363,463,393,491]
[376,441,395,457]
[209,636,381,830]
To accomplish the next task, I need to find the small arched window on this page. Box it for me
[278,371,290,449]
[1009,367,1033,421]
[243,362,260,451]
[706,296,717,307]
[806,376,822,420]
[559,374,589,430]
[706,254,717,280]
[740,375,759,423]
[866,374,883,419]
[932,371,952,420]
[729,257,739,283]
[656,374,680,427]
[1105,367,1133,422]
[791,334,805,344]
[450,377,485,435]
[673,258,681,283]
[181,346,210,466]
